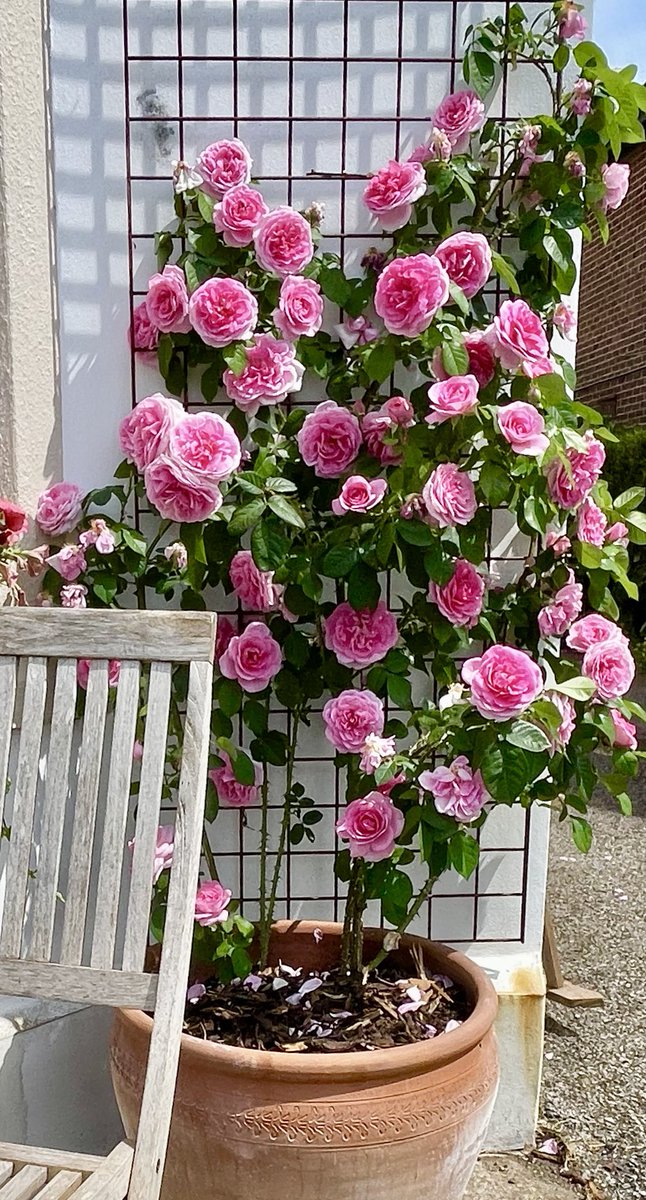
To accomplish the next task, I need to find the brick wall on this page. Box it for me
[576,141,646,426]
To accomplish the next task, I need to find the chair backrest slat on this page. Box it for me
[91,660,141,969]
[30,659,78,961]
[0,657,17,835]
[60,660,110,965]
[0,960,158,1009]
[122,661,172,973]
[0,658,48,958]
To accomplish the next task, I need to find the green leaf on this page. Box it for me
[448,281,470,315]
[230,750,257,787]
[448,831,480,878]
[570,815,593,854]
[480,743,534,803]
[321,545,359,578]
[222,342,248,376]
[121,528,147,556]
[284,630,310,669]
[387,674,412,710]
[441,337,470,377]
[613,486,645,512]
[228,499,266,536]
[201,362,222,403]
[217,678,242,717]
[464,48,496,99]
[347,562,381,611]
[491,250,520,295]
[231,946,252,979]
[251,521,290,571]
[319,265,352,307]
[267,495,306,529]
[92,573,118,605]
[506,720,552,753]
[243,700,268,736]
[364,340,396,384]
[397,519,434,547]
[553,42,570,72]
[554,676,597,701]
[197,191,215,223]
[479,461,511,506]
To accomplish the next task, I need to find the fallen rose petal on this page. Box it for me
[243,974,264,992]
[187,983,206,1004]
[537,1137,559,1158]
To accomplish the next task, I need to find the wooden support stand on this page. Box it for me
[542,909,605,1009]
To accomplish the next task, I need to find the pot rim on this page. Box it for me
[119,921,498,1082]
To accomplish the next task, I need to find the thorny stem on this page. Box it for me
[258,763,271,964]
[261,712,301,967]
[365,874,439,976]
[202,832,219,882]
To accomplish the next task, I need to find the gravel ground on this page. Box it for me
[467,1154,584,1198]
[541,751,646,1200]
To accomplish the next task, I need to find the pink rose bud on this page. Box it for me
[408,127,452,164]
[152,825,175,884]
[144,454,222,523]
[546,692,577,748]
[253,206,314,277]
[600,162,630,214]
[0,499,28,547]
[360,249,388,275]
[215,615,237,662]
[363,159,426,231]
[553,301,577,340]
[322,689,385,754]
[519,124,541,162]
[77,658,120,689]
[546,433,605,509]
[569,78,593,117]
[426,374,479,425]
[434,232,492,299]
[497,401,549,456]
[60,583,88,609]
[331,475,387,516]
[336,792,404,862]
[212,183,269,247]
[422,463,477,528]
[169,412,241,485]
[538,573,583,638]
[566,614,629,654]
[375,253,450,337]
[119,393,183,473]
[582,639,635,700]
[565,151,585,178]
[273,275,324,340]
[146,264,191,334]
[491,299,553,379]
[229,549,285,614]
[224,334,304,416]
[297,400,362,478]
[133,739,144,761]
[46,544,87,582]
[219,621,282,693]
[432,89,485,152]
[462,645,543,720]
[420,756,488,822]
[576,496,608,547]
[383,395,415,427]
[129,300,159,356]
[428,559,485,628]
[36,482,83,538]
[196,138,252,197]
[335,314,380,348]
[606,521,628,545]
[362,409,402,466]
[558,2,586,40]
[610,709,638,750]
[194,880,232,927]
[545,530,571,556]
[189,276,258,348]
[324,601,398,669]
[209,750,262,808]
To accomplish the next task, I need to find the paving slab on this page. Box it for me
[467,1155,581,1198]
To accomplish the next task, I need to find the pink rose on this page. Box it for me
[152,826,175,884]
[194,880,232,926]
[601,162,630,213]
[422,463,477,528]
[212,184,268,247]
[383,396,415,427]
[582,638,635,700]
[429,559,484,628]
[297,400,362,478]
[363,159,426,230]
[566,614,628,653]
[546,433,605,509]
[229,550,283,613]
[119,393,183,472]
[362,408,402,466]
[576,496,607,546]
[336,792,404,862]
[434,232,492,299]
[432,89,485,152]
[374,253,450,337]
[545,530,571,556]
[46,544,87,582]
[462,645,543,720]
[432,332,496,389]
[323,689,385,753]
[80,519,116,555]
[324,600,398,669]
[569,79,593,117]
[273,276,324,340]
[547,692,577,749]
[497,401,549,456]
[209,751,262,808]
[331,475,387,516]
[610,709,638,750]
[219,621,282,693]
[224,333,304,416]
[144,455,222,523]
[553,301,577,340]
[0,500,28,547]
[335,315,379,348]
[146,265,191,334]
[77,658,120,689]
[130,300,159,356]
[538,573,583,638]
[196,138,252,198]
[491,300,553,378]
[169,412,241,485]
[215,615,237,662]
[359,734,397,774]
[36,482,83,537]
[60,584,88,608]
[559,2,586,40]
[519,125,541,163]
[408,128,452,164]
[426,374,479,424]
[606,521,629,545]
[420,756,488,823]
[254,207,314,277]
[189,277,258,348]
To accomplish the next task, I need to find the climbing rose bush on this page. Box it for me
[36,1,646,979]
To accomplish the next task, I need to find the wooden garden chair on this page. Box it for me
[0,609,216,1200]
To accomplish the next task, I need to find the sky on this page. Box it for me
[593,0,646,82]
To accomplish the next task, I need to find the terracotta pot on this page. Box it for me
[110,921,498,1200]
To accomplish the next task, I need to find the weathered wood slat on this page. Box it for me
[121,663,171,973]
[0,1149,102,1177]
[29,660,78,961]
[0,1167,12,1188]
[33,1172,83,1199]
[91,663,141,970]
[0,1165,48,1200]
[0,962,158,1009]
[128,659,212,1200]
[60,661,109,966]
[72,1144,132,1200]
[0,657,17,835]
[0,610,216,663]
[0,659,48,958]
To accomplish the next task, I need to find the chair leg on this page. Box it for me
[71,1144,133,1200]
